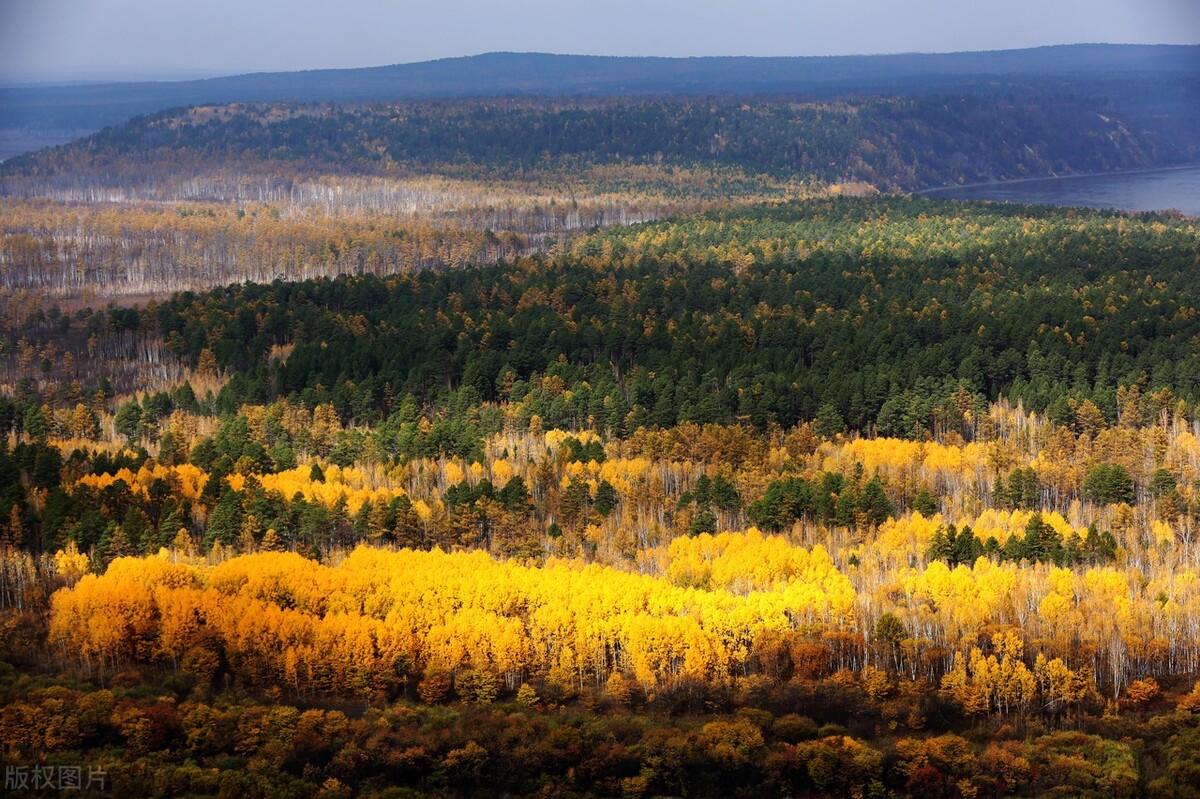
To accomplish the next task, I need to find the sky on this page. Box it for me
[1,0,1198,82]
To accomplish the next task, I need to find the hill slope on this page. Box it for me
[3,92,1193,196]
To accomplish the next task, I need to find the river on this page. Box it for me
[921,165,1200,217]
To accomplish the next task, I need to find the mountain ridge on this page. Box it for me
[3,44,1197,146]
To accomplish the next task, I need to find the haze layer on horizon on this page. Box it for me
[1,0,1198,83]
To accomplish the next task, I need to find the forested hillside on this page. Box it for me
[3,94,1192,196]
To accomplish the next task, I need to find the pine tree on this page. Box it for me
[114,400,143,443]
[559,477,591,532]
[928,525,953,563]
[205,488,244,550]
[951,526,981,565]
[913,488,938,517]
[858,475,893,526]
[690,508,717,536]
[594,479,618,518]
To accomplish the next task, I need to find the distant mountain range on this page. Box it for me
[3,44,1198,142]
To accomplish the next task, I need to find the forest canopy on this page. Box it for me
[111,196,1200,436]
[4,93,1193,196]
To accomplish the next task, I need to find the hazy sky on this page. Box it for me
[2,0,1198,82]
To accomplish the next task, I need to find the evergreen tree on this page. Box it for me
[913,488,938,517]
[690,508,717,536]
[951,525,981,565]
[1084,464,1135,505]
[205,487,244,549]
[858,475,893,526]
[593,479,618,518]
[927,526,952,563]
[114,400,143,443]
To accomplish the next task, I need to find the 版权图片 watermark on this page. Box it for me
[5,764,107,791]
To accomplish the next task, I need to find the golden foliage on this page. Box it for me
[48,538,857,692]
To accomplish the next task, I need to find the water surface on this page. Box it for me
[922,166,1200,217]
